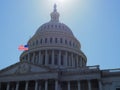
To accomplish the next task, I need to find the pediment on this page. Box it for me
[0,62,51,76]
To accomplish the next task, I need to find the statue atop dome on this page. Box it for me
[50,4,60,22]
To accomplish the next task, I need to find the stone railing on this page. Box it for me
[58,65,100,75]
[102,68,120,77]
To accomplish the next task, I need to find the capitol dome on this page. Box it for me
[20,4,87,68]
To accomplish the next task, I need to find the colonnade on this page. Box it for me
[0,79,102,90]
[21,50,86,67]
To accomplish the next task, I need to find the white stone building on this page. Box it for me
[0,4,120,90]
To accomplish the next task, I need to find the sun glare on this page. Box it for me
[51,0,68,4]
[57,0,66,3]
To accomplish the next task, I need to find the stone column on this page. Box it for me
[39,51,41,64]
[55,80,58,90]
[52,50,54,65]
[7,82,10,90]
[32,53,35,63]
[68,81,70,90]
[25,81,29,90]
[65,51,68,67]
[78,81,81,90]
[15,82,19,90]
[28,53,30,61]
[45,50,48,65]
[45,80,48,90]
[76,55,79,67]
[58,50,61,66]
[71,53,74,67]
[99,80,102,90]
[88,80,91,90]
[80,57,82,67]
[35,81,38,90]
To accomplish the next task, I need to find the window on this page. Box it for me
[73,43,74,47]
[40,39,43,44]
[48,55,52,64]
[44,26,46,29]
[75,58,77,67]
[62,26,64,29]
[69,41,71,46]
[45,38,47,43]
[55,38,57,43]
[59,25,61,29]
[60,38,62,43]
[116,88,120,90]
[51,25,53,28]
[50,38,52,43]
[36,40,38,45]
[65,40,67,44]
[55,25,57,28]
[61,55,64,65]
[33,42,35,46]
[78,58,80,67]
[42,55,45,65]
[54,55,58,65]
[47,25,49,29]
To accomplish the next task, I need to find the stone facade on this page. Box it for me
[0,4,120,90]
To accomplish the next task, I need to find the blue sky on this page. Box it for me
[0,0,120,70]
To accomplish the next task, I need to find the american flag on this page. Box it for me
[18,45,28,51]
